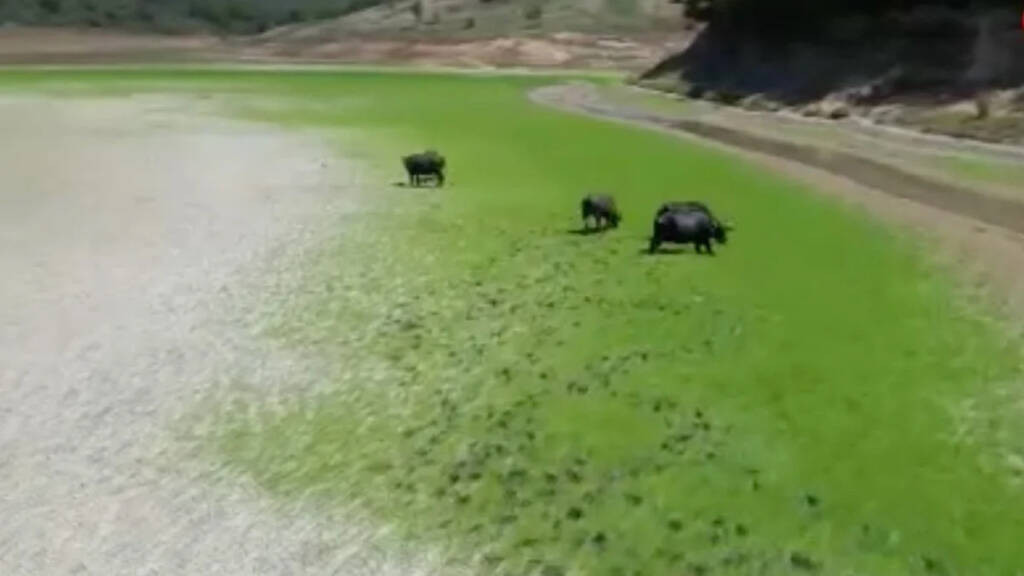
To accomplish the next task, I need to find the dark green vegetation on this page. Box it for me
[0,0,683,34]
[682,0,1020,36]
[5,69,1023,575]
[0,0,381,33]
[647,1,1024,116]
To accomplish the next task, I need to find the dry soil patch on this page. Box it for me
[0,95,438,575]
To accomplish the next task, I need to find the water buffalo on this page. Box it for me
[580,194,621,230]
[403,150,446,187]
[649,209,728,255]
[656,201,714,218]
[656,200,733,233]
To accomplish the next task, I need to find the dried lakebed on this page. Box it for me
[0,94,436,576]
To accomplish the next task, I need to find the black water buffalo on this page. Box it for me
[656,200,732,235]
[403,150,446,187]
[656,201,714,219]
[649,209,728,255]
[580,194,621,230]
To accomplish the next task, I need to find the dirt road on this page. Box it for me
[0,96,432,575]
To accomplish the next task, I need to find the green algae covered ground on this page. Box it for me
[5,69,1022,575]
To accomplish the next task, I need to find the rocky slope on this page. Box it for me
[639,6,1024,144]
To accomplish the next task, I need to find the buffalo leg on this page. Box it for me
[648,238,660,254]
[436,172,445,187]
[704,241,714,255]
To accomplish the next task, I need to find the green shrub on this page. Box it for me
[523,3,542,21]
[136,4,154,23]
[188,0,227,28]
[38,0,60,15]
[225,2,253,22]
